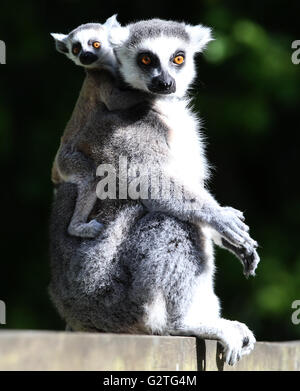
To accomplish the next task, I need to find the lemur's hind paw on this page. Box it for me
[221,321,256,366]
[68,219,104,238]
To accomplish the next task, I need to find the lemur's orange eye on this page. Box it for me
[141,55,151,65]
[173,55,184,65]
[92,41,101,49]
[72,46,80,55]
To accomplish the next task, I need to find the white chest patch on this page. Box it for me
[155,98,208,194]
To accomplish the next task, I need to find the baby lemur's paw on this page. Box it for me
[220,320,256,366]
[68,219,104,238]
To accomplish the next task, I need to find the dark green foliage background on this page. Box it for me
[0,0,299,340]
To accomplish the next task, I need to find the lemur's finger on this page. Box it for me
[224,207,245,221]
[221,237,259,278]
[242,247,260,278]
[223,224,258,256]
[243,254,255,278]
[248,250,260,276]
[222,227,247,248]
[229,222,253,245]
[237,228,258,248]
[233,218,250,232]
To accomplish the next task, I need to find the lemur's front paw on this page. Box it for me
[68,219,104,238]
[220,321,256,366]
[221,238,260,278]
[241,246,260,278]
[212,206,258,253]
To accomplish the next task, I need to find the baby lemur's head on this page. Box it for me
[51,15,119,70]
[109,19,213,98]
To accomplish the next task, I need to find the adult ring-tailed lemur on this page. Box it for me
[49,17,260,366]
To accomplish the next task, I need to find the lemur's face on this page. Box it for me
[109,19,213,98]
[127,36,193,97]
[51,16,120,69]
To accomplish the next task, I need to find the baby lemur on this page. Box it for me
[51,16,259,276]
[51,15,148,238]
[50,19,260,366]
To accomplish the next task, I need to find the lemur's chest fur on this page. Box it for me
[155,98,208,193]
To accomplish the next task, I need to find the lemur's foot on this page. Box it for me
[68,219,104,238]
[221,238,260,278]
[220,320,256,366]
[211,205,258,255]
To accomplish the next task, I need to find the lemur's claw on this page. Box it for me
[221,321,256,366]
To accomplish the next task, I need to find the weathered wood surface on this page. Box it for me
[0,331,299,371]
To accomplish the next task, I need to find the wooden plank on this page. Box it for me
[0,331,299,371]
[0,331,197,371]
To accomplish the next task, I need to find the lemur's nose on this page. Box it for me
[79,51,98,65]
[150,73,176,94]
[158,79,173,89]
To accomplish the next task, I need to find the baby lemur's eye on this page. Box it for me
[72,43,81,56]
[92,41,101,49]
[173,55,185,65]
[141,55,152,65]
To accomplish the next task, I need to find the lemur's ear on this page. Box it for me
[104,14,120,29]
[108,25,130,48]
[185,24,213,52]
[51,33,69,54]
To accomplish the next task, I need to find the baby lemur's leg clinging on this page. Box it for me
[55,146,103,238]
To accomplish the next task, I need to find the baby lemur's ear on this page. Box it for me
[104,14,120,29]
[185,24,213,52]
[51,33,69,54]
[108,25,130,48]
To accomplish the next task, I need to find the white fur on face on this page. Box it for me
[116,36,197,98]
[73,27,108,52]
[64,27,116,69]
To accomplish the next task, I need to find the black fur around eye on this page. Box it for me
[72,43,81,56]
[137,52,160,68]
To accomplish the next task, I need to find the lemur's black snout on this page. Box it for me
[79,51,98,65]
[149,73,176,94]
